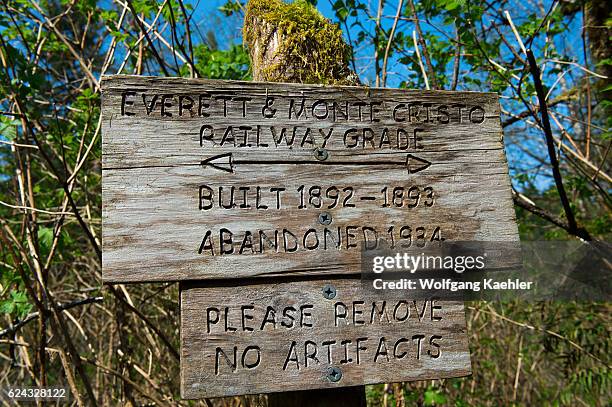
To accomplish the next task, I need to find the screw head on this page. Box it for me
[327,366,342,382]
[322,284,336,300]
[314,147,329,161]
[318,212,332,225]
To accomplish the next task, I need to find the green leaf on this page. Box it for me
[219,1,243,16]
[38,226,54,253]
[424,388,447,406]
[1,290,32,319]
[0,118,20,141]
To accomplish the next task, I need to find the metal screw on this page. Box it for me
[314,147,329,161]
[318,212,332,225]
[327,366,342,382]
[322,284,336,300]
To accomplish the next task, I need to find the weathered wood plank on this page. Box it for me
[180,278,471,399]
[101,76,518,282]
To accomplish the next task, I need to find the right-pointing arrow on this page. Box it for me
[405,153,432,174]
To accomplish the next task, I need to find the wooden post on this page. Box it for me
[243,1,365,405]
[267,387,366,407]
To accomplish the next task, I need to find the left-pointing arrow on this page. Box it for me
[201,152,234,173]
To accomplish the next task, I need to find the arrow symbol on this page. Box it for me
[201,152,234,173]
[405,154,432,174]
[201,152,431,174]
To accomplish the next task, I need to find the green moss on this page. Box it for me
[244,0,354,84]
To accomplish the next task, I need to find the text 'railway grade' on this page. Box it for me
[119,92,489,151]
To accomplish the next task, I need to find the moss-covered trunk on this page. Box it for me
[243,0,360,85]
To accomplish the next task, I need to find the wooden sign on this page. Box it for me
[101,76,518,282]
[101,76,518,398]
[180,279,471,398]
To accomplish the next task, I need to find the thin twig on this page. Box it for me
[581,6,592,160]
[504,11,526,54]
[469,305,610,368]
[526,49,589,241]
[0,140,38,149]
[125,0,170,76]
[412,30,429,89]
[381,0,404,87]
[0,297,104,338]
[108,286,180,361]
[451,20,460,90]
[408,0,437,89]
[548,59,608,79]
[30,1,99,90]
[374,0,384,87]
[0,200,74,216]
[512,190,573,232]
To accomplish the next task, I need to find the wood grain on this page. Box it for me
[180,278,471,399]
[101,75,518,282]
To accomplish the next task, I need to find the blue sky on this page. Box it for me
[183,1,588,192]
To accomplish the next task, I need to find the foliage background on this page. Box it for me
[0,0,610,405]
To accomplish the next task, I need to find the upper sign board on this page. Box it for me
[101,76,518,282]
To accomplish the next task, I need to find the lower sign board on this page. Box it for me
[180,279,471,398]
[101,76,519,282]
